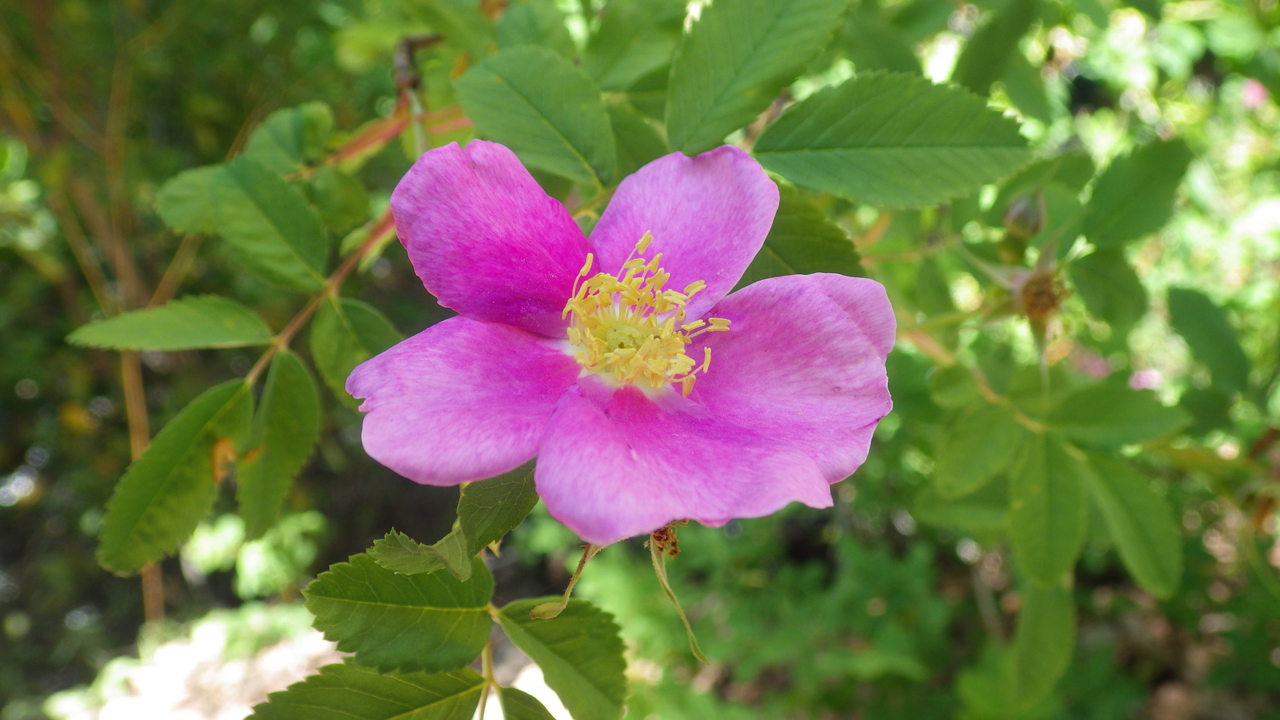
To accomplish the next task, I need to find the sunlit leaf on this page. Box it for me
[737,183,862,288]
[1046,385,1190,446]
[934,404,1025,499]
[607,104,669,183]
[1069,249,1148,335]
[305,554,493,674]
[370,465,539,579]
[496,598,627,720]
[841,0,922,75]
[156,166,222,235]
[497,0,575,58]
[1167,287,1251,394]
[455,46,616,186]
[499,687,559,720]
[754,72,1031,207]
[307,165,369,235]
[310,296,402,408]
[1008,582,1075,710]
[951,0,1040,95]
[98,380,254,574]
[244,102,334,174]
[213,157,330,290]
[1080,138,1193,248]
[237,350,321,540]
[68,295,272,351]
[1084,456,1182,598]
[1008,433,1087,587]
[583,0,685,92]
[248,663,484,720]
[415,0,496,56]
[665,0,847,154]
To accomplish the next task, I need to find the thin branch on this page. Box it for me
[45,190,117,316]
[149,233,204,307]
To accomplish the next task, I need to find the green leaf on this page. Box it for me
[457,465,541,550]
[914,479,1009,533]
[935,404,1026,499]
[237,350,321,540]
[497,0,576,58]
[455,46,616,186]
[415,0,496,57]
[665,0,848,154]
[370,465,539,579]
[371,529,474,579]
[307,165,369,235]
[304,554,494,674]
[1008,433,1087,587]
[97,380,254,574]
[1179,385,1234,436]
[68,295,273,351]
[1068,249,1148,335]
[951,0,1040,95]
[1008,582,1075,710]
[608,104,669,183]
[499,687,559,720]
[213,157,330,290]
[310,296,402,408]
[583,0,685,92]
[1001,52,1053,123]
[244,102,335,175]
[1046,385,1190,445]
[248,663,484,720]
[496,598,627,720]
[1167,287,1251,394]
[987,151,1094,223]
[753,72,1032,207]
[1080,138,1193,248]
[927,365,981,409]
[1084,456,1182,598]
[737,183,862,288]
[841,0,922,75]
[156,166,222,235]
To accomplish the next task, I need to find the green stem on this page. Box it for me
[530,543,601,619]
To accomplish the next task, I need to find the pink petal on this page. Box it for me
[689,274,895,482]
[588,147,779,320]
[347,317,580,485]
[536,379,831,545]
[390,141,590,337]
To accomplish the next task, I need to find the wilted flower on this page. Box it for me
[348,140,894,545]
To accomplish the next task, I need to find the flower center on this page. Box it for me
[563,233,730,396]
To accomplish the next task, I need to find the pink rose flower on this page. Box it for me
[348,140,895,545]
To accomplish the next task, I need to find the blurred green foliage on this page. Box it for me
[1,0,1280,718]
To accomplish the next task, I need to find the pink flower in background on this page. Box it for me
[347,140,894,546]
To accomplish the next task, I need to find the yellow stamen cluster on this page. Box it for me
[563,233,730,396]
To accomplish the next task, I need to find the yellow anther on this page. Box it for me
[578,253,594,277]
[563,233,730,392]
